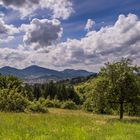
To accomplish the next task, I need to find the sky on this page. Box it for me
[0,0,140,71]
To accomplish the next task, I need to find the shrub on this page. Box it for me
[26,101,48,113]
[43,100,54,108]
[40,99,61,108]
[52,100,61,108]
[61,101,77,110]
[0,89,28,112]
[83,98,94,112]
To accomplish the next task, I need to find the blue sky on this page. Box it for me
[62,0,140,40]
[1,0,140,41]
[0,0,140,71]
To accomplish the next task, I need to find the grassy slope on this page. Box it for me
[0,109,139,140]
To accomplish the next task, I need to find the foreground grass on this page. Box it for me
[0,109,139,140]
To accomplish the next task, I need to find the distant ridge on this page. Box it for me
[0,65,94,84]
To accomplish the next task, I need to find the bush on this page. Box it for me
[83,98,94,112]
[39,99,61,108]
[0,89,28,112]
[26,101,48,113]
[43,100,54,107]
[61,101,77,110]
[52,100,61,108]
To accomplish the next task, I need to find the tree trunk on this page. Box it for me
[120,102,124,119]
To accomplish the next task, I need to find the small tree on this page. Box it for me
[94,77,112,114]
[0,75,28,112]
[95,58,140,119]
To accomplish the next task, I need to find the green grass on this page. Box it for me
[0,109,139,140]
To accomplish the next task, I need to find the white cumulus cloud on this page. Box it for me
[0,14,140,72]
[48,14,140,71]
[21,18,63,50]
[0,18,19,43]
[0,0,73,19]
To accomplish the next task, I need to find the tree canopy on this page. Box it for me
[95,58,140,119]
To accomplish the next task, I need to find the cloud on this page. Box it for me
[48,14,140,70]
[21,18,63,50]
[85,19,95,32]
[0,14,140,72]
[0,0,73,19]
[0,18,19,43]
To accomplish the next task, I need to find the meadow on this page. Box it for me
[0,108,139,140]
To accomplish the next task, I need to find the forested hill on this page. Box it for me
[0,65,94,84]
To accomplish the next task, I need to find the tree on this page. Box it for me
[45,81,56,99]
[94,77,112,114]
[0,75,28,112]
[67,86,80,104]
[33,84,41,100]
[0,89,28,112]
[0,75,23,90]
[95,58,140,119]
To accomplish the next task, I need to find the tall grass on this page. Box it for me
[0,109,139,140]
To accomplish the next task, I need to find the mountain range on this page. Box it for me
[0,65,94,84]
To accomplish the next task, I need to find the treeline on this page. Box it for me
[25,81,80,104]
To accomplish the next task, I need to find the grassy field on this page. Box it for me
[0,109,139,140]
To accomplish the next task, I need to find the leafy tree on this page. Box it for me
[94,77,112,114]
[0,75,28,112]
[0,75,23,90]
[0,89,28,112]
[95,58,140,119]
[83,97,94,112]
